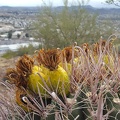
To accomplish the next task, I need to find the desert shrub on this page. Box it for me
[1,50,17,59]
[32,0,114,49]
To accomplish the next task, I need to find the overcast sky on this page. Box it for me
[0,0,117,8]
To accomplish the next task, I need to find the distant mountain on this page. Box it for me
[54,5,120,15]
[0,5,120,15]
[0,6,12,8]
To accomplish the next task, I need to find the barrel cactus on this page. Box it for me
[2,38,120,120]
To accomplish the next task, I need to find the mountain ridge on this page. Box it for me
[0,5,120,15]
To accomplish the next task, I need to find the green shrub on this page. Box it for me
[2,50,17,59]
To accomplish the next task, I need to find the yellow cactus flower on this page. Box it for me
[28,67,48,96]
[45,65,70,95]
[32,65,42,73]
[36,49,70,96]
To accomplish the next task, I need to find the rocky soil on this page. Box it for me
[0,57,18,80]
[0,57,18,118]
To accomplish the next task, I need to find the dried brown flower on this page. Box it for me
[62,46,78,63]
[36,49,61,71]
[16,55,34,77]
[81,43,89,55]
[5,55,34,88]
[6,68,27,88]
[93,40,113,54]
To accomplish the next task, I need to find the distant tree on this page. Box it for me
[25,33,29,37]
[7,31,12,39]
[17,34,21,39]
[106,0,120,7]
[32,0,115,48]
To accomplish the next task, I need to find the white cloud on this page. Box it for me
[0,0,118,8]
[0,0,42,6]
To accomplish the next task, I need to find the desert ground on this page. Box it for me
[0,57,17,80]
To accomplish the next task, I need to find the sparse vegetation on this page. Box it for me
[1,44,42,59]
